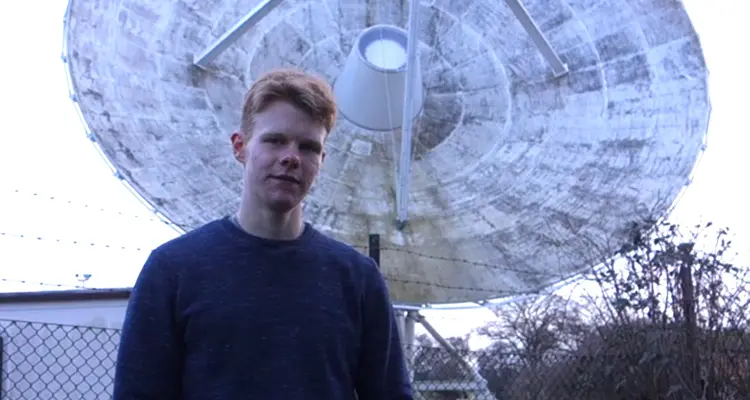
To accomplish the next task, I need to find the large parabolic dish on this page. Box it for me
[65,0,710,305]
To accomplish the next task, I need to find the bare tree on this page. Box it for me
[568,218,750,399]
[472,294,588,399]
[477,294,587,366]
[470,218,750,399]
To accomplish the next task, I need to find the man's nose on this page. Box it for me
[280,146,301,167]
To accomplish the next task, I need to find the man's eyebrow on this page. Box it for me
[302,139,323,152]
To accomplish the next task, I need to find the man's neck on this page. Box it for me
[235,202,304,241]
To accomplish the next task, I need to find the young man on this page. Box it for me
[113,68,414,400]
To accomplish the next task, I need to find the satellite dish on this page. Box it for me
[64,0,710,305]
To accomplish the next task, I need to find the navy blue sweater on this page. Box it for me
[113,217,413,400]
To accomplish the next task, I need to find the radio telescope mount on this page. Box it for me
[65,0,710,305]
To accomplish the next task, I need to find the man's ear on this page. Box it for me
[230,132,247,164]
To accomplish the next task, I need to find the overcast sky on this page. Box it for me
[0,0,747,338]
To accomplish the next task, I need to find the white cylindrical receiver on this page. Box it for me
[333,24,424,131]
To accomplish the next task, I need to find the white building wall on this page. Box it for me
[0,298,129,329]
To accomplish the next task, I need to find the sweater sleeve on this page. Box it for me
[354,258,414,400]
[113,250,183,399]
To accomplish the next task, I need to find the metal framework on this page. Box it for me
[193,0,284,68]
[395,0,422,227]
[396,310,495,398]
[504,0,568,77]
[371,234,491,397]
[192,0,567,76]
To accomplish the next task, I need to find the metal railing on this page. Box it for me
[2,319,749,399]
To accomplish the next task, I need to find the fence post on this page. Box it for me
[0,335,4,397]
[368,234,380,268]
[679,243,700,396]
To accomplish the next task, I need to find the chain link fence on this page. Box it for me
[0,319,119,399]
[2,318,750,399]
[408,342,750,399]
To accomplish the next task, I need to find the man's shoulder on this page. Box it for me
[152,217,229,258]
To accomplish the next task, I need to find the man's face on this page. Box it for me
[231,100,327,213]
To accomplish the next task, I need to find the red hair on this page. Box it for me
[241,68,337,136]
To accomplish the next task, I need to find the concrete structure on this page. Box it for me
[64,0,711,304]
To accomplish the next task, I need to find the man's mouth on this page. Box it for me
[271,175,300,184]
